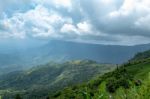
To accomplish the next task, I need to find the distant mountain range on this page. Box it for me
[42,40,150,64]
[0,40,150,74]
[1,48,150,99]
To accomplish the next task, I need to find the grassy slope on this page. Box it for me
[112,60,150,99]
[50,59,150,99]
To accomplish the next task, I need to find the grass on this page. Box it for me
[50,59,150,99]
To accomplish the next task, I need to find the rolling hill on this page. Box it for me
[0,60,115,99]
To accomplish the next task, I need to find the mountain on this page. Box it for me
[41,40,150,64]
[131,50,150,62]
[1,40,150,75]
[50,50,150,99]
[0,48,150,99]
[0,60,115,99]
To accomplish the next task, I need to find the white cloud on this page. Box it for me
[77,21,92,33]
[60,21,94,36]
[0,5,73,39]
[134,14,150,31]
[61,23,78,33]
[109,0,150,17]
[1,0,150,45]
[0,14,26,39]
[31,26,55,38]
[53,0,72,9]
[33,0,72,11]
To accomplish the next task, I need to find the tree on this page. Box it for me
[15,94,22,99]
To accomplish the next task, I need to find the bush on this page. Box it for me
[106,78,119,93]
[134,79,142,86]
[106,79,130,93]
[118,78,130,89]
[53,92,61,98]
[88,79,102,89]
[15,94,22,99]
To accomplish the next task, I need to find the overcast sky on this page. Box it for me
[0,0,150,45]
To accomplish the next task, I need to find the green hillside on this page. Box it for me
[131,50,150,62]
[49,51,150,99]
[1,50,150,99]
[0,60,114,99]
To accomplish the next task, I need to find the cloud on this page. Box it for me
[79,0,150,35]
[61,23,78,34]
[0,0,150,45]
[77,22,92,33]
[61,21,93,35]
[0,5,72,39]
[0,0,33,18]
[53,0,72,9]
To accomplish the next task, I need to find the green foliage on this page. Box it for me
[106,67,132,93]
[15,94,22,99]
[106,78,119,93]
[131,50,150,62]
[1,50,150,99]
[0,60,114,99]
[50,54,150,99]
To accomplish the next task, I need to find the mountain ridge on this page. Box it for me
[0,40,150,75]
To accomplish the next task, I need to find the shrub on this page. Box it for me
[106,78,119,93]
[134,79,142,86]
[15,94,22,99]
[53,91,61,98]
[118,78,130,89]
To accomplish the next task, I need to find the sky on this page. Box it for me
[0,0,150,45]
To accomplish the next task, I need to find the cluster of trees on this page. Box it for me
[132,50,150,61]
[15,94,22,99]
[106,67,132,93]
[50,57,150,99]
